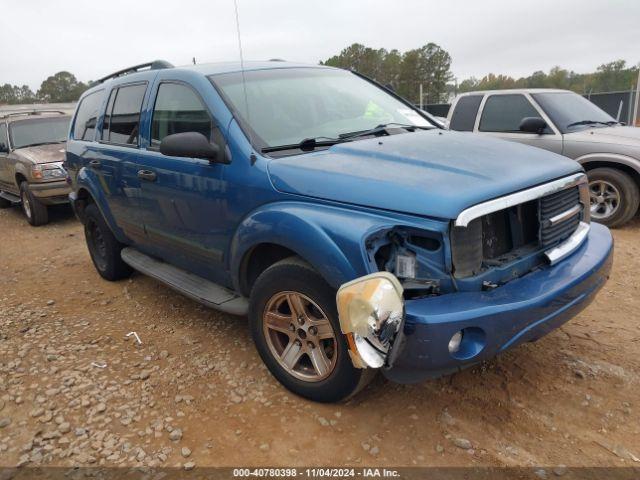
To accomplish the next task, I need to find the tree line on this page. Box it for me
[459,60,640,95]
[321,43,638,104]
[0,71,89,105]
[2,49,638,106]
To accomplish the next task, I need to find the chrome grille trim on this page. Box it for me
[454,173,588,227]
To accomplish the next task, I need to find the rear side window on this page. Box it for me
[0,124,8,150]
[73,90,103,141]
[479,94,540,133]
[103,83,147,146]
[151,83,212,146]
[450,95,482,131]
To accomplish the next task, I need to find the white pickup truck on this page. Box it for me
[447,88,640,227]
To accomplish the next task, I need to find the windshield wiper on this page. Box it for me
[565,120,611,129]
[261,123,432,154]
[261,137,342,154]
[338,123,432,140]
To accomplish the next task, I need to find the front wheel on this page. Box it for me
[249,257,375,402]
[587,168,639,228]
[20,182,48,226]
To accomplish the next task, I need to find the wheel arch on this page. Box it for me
[229,203,376,297]
[577,153,640,189]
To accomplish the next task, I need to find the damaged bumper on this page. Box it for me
[338,222,613,384]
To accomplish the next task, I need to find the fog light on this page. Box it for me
[448,331,463,353]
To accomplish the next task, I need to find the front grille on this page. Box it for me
[539,187,581,248]
[451,184,584,279]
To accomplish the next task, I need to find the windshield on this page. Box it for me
[9,116,70,149]
[210,68,435,150]
[532,92,615,133]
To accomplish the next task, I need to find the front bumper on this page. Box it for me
[383,222,613,384]
[29,180,70,204]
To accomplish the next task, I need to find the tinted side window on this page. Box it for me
[479,94,540,133]
[0,124,8,150]
[101,89,116,141]
[151,83,212,146]
[450,95,483,132]
[106,83,146,145]
[73,91,103,141]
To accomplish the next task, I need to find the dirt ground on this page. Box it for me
[0,204,638,473]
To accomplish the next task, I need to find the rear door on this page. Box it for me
[476,93,563,154]
[94,82,149,243]
[134,80,229,283]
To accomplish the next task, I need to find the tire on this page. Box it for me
[83,203,133,281]
[249,257,375,402]
[20,182,48,226]
[587,168,640,228]
[0,194,11,209]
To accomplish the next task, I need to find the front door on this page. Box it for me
[476,93,563,154]
[0,122,13,191]
[135,81,229,284]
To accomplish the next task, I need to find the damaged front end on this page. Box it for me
[336,272,405,369]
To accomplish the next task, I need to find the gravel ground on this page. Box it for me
[0,204,639,473]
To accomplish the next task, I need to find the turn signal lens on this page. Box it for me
[337,272,404,369]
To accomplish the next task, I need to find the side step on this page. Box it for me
[121,247,248,316]
[0,191,21,204]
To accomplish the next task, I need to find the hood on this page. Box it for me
[14,143,66,165]
[267,130,582,220]
[565,125,640,148]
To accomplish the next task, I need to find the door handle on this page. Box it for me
[137,170,157,182]
[88,160,101,169]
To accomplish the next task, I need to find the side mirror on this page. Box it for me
[159,132,223,163]
[0,143,8,153]
[519,117,547,134]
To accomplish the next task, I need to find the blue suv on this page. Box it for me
[65,60,613,402]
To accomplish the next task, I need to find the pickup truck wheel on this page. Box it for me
[20,182,48,226]
[249,257,375,402]
[587,168,639,228]
[83,203,133,281]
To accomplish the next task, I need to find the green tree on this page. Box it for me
[396,44,452,103]
[322,42,453,104]
[37,71,88,103]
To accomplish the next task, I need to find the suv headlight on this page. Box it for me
[336,272,404,369]
[31,163,66,180]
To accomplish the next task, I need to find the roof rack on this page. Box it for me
[0,110,67,120]
[97,60,174,84]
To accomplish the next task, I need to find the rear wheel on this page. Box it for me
[83,203,133,281]
[249,257,375,402]
[587,168,639,228]
[20,182,48,226]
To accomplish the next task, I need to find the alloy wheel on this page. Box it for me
[262,291,338,382]
[21,190,32,219]
[589,180,620,220]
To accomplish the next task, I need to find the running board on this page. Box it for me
[0,191,21,204]
[120,247,248,316]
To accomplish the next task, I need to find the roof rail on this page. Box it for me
[0,110,67,120]
[97,60,174,84]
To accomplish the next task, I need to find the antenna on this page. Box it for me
[233,0,254,158]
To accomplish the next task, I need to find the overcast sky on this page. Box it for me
[1,0,639,91]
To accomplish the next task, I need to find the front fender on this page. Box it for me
[577,152,640,175]
[229,201,446,292]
